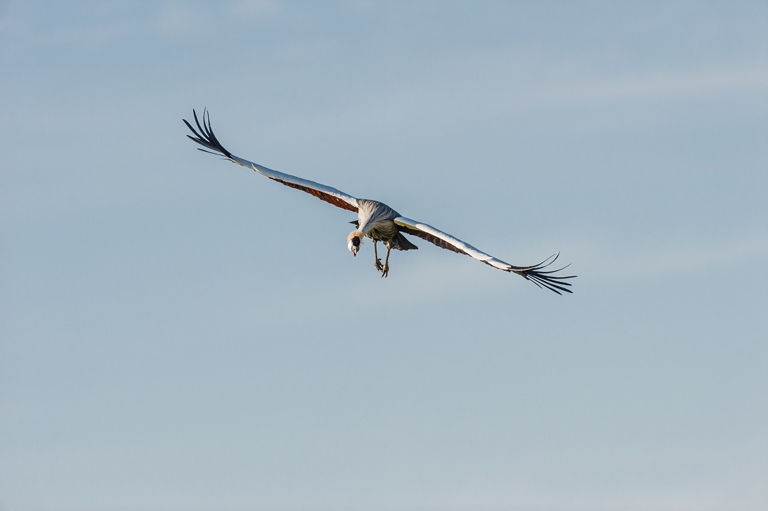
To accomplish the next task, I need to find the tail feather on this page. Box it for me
[393,232,418,251]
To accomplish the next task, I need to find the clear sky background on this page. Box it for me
[1,1,767,510]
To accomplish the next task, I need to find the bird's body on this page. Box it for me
[184,110,575,294]
[355,199,418,251]
[348,199,418,276]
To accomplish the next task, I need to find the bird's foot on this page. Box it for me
[380,263,389,278]
[374,258,383,271]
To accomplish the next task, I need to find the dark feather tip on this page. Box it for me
[183,109,232,159]
[510,253,576,295]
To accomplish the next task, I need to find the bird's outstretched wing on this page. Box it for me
[394,217,575,294]
[184,109,360,213]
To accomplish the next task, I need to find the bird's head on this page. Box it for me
[347,231,362,257]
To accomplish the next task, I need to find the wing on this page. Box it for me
[394,217,575,294]
[184,109,359,213]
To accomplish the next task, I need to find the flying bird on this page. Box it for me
[184,109,575,294]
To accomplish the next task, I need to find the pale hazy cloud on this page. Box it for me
[154,2,205,37]
[523,64,768,107]
[565,233,768,284]
[229,0,281,18]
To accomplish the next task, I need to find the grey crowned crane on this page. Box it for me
[184,110,575,294]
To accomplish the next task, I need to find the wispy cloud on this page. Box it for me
[419,56,768,116]
[519,64,768,107]
[229,0,281,18]
[564,233,768,284]
[251,51,768,141]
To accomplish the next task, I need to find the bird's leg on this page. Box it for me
[373,240,383,271]
[381,243,391,278]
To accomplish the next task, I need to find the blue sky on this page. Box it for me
[1,1,767,510]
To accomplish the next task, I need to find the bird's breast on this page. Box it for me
[366,222,398,242]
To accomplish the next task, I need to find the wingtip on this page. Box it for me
[509,252,576,295]
[183,108,232,159]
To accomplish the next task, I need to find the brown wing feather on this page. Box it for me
[185,109,359,214]
[397,224,470,256]
[273,178,358,212]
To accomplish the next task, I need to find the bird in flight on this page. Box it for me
[184,110,575,294]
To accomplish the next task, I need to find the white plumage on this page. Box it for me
[184,110,575,294]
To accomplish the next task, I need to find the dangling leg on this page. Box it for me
[381,243,392,278]
[373,240,383,271]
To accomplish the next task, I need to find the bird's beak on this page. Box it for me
[353,252,356,257]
